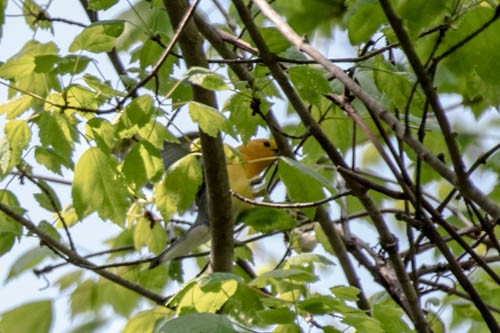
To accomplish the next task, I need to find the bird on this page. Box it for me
[149,138,279,268]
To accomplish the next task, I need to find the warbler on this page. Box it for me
[150,138,278,267]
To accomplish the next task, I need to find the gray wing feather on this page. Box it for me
[150,136,211,268]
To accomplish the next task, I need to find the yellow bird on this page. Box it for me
[150,138,279,267]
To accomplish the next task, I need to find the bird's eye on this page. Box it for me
[263,141,271,148]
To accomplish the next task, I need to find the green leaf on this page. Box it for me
[88,0,119,11]
[272,0,344,36]
[86,117,116,153]
[34,146,73,175]
[239,207,297,233]
[116,95,154,138]
[122,310,166,333]
[280,157,334,192]
[330,285,361,302]
[34,54,59,73]
[396,0,450,38]
[0,95,32,119]
[83,74,126,98]
[223,92,266,142]
[171,279,238,314]
[289,65,331,107]
[256,307,296,325]
[100,279,139,316]
[0,0,5,39]
[260,27,291,54]
[251,269,317,288]
[373,57,425,116]
[345,0,385,44]
[0,190,24,255]
[4,119,31,165]
[6,247,55,282]
[133,216,166,255]
[223,283,265,326]
[38,111,78,162]
[437,6,500,112]
[33,180,62,212]
[278,156,334,218]
[55,55,92,75]
[287,253,334,266]
[314,222,334,254]
[342,312,385,333]
[72,147,129,224]
[65,84,102,109]
[70,280,100,317]
[185,67,229,91]
[0,41,60,97]
[122,141,165,187]
[274,323,302,333]
[138,120,176,150]
[0,300,53,333]
[23,0,52,31]
[55,271,84,291]
[373,304,412,333]
[67,318,108,333]
[0,41,58,79]
[155,154,202,222]
[0,137,11,177]
[158,313,236,333]
[297,295,341,314]
[69,20,125,53]
[188,101,232,137]
[38,220,62,241]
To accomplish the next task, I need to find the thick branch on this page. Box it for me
[164,0,233,273]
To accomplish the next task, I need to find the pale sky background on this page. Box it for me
[1,1,498,332]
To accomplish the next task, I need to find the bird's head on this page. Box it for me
[237,139,279,179]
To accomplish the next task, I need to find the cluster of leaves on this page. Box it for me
[0,0,499,332]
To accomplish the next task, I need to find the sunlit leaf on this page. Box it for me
[158,313,236,333]
[0,190,24,255]
[4,119,31,165]
[188,101,232,137]
[155,154,202,222]
[251,269,317,288]
[185,67,229,91]
[70,20,124,53]
[122,141,165,187]
[239,207,297,233]
[289,65,331,107]
[134,216,166,255]
[6,247,55,282]
[88,0,119,11]
[0,300,53,333]
[38,111,78,162]
[72,148,129,224]
[34,146,73,175]
[0,95,32,119]
[256,307,295,325]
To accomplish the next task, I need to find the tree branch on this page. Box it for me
[164,0,234,273]
[248,1,500,220]
[0,202,166,305]
[248,0,431,329]
[195,8,376,315]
